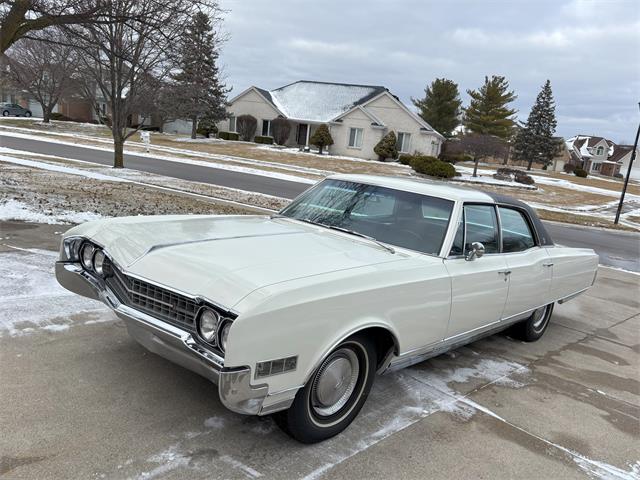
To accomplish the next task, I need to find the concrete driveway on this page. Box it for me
[1,222,638,479]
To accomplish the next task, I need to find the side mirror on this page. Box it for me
[465,242,485,261]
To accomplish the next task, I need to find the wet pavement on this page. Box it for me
[1,222,638,479]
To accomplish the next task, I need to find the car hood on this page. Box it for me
[76,215,405,310]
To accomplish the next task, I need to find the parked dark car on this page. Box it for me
[1,103,32,117]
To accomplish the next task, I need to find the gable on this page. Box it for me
[362,92,442,137]
[228,87,282,116]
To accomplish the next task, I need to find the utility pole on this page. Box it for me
[614,102,640,225]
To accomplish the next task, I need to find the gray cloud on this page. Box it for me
[218,0,640,142]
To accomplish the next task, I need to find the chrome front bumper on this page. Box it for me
[55,261,269,415]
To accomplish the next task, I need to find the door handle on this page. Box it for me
[543,263,554,267]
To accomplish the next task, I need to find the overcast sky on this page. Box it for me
[217,0,639,143]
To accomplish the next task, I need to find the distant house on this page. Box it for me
[566,135,625,177]
[219,80,444,160]
[610,145,640,181]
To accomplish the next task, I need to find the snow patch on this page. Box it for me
[203,416,225,429]
[0,199,104,225]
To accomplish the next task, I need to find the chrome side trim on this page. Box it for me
[558,287,589,304]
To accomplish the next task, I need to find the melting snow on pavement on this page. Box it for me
[0,248,110,337]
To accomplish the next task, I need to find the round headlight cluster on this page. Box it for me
[197,308,232,351]
[93,249,106,275]
[218,320,232,351]
[80,243,95,270]
[198,308,219,343]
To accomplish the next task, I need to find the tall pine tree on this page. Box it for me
[463,76,517,139]
[412,78,462,137]
[512,80,559,170]
[174,12,228,139]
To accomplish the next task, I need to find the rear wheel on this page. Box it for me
[24,111,32,117]
[2,110,8,116]
[275,334,376,443]
[511,303,554,342]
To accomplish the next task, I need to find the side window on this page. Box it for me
[464,205,499,254]
[499,207,536,253]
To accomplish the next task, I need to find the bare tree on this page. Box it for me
[0,1,104,53]
[5,33,76,123]
[459,133,508,177]
[70,0,218,168]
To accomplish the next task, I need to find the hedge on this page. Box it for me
[218,131,239,141]
[574,167,588,178]
[254,135,274,144]
[439,152,473,164]
[408,155,456,178]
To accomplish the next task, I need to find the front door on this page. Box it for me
[444,204,510,339]
[296,123,308,145]
[498,206,552,319]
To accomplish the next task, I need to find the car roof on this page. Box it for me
[328,174,494,203]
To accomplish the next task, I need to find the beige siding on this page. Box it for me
[217,89,281,137]
[330,93,442,160]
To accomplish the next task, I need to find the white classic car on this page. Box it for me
[56,174,598,443]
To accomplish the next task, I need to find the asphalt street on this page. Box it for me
[2,133,639,271]
[0,222,638,479]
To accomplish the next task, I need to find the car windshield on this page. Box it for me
[279,179,454,255]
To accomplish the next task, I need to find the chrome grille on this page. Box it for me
[103,258,198,330]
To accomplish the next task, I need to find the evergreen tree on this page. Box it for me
[512,80,559,170]
[309,124,333,154]
[374,131,398,161]
[412,78,462,137]
[174,12,228,139]
[463,76,517,139]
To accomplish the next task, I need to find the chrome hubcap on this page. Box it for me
[532,306,548,330]
[312,348,359,416]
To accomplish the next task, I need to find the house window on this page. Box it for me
[593,163,601,171]
[397,132,411,153]
[262,119,272,137]
[229,115,236,132]
[596,146,604,156]
[348,128,363,148]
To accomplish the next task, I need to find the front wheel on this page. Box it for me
[275,334,376,443]
[511,303,554,342]
[24,111,32,117]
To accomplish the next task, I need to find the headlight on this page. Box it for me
[81,243,95,270]
[198,309,219,343]
[218,320,232,351]
[93,249,106,275]
[63,237,83,261]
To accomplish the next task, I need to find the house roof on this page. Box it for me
[266,80,387,123]
[608,145,634,163]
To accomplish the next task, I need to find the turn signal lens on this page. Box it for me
[81,243,95,270]
[255,356,298,379]
[198,309,219,343]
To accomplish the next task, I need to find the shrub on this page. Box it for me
[574,167,588,178]
[411,157,456,178]
[197,116,218,138]
[218,131,239,141]
[563,163,577,174]
[398,154,413,166]
[614,172,624,179]
[254,135,274,144]
[49,112,73,121]
[439,152,473,164]
[309,124,334,154]
[374,131,399,161]
[272,117,292,145]
[236,114,257,141]
[514,171,535,185]
[494,167,535,185]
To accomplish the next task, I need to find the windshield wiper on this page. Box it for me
[322,224,396,254]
